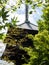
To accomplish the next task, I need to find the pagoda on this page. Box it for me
[17,4,38,35]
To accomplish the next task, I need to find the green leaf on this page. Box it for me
[4,11,9,15]
[29,11,32,14]
[0,10,2,17]
[5,23,12,27]
[1,7,9,22]
[0,33,3,39]
[0,26,3,30]
[11,17,18,26]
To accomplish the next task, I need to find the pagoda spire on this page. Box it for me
[25,4,29,23]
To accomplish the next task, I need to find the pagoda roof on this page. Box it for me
[17,22,38,31]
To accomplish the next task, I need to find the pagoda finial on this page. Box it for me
[25,4,29,23]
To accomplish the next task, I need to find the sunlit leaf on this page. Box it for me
[0,33,3,39]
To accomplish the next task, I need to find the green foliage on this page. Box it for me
[0,7,9,40]
[34,30,49,51]
[1,0,49,65]
[0,7,9,28]
[32,4,49,65]
[0,33,4,39]
[1,7,9,22]
[38,4,49,32]
[11,17,18,26]
[0,0,8,4]
[29,11,32,14]
[23,3,49,65]
[0,33,6,41]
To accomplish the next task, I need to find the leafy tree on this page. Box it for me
[1,0,49,65]
[24,4,49,65]
[3,4,49,65]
